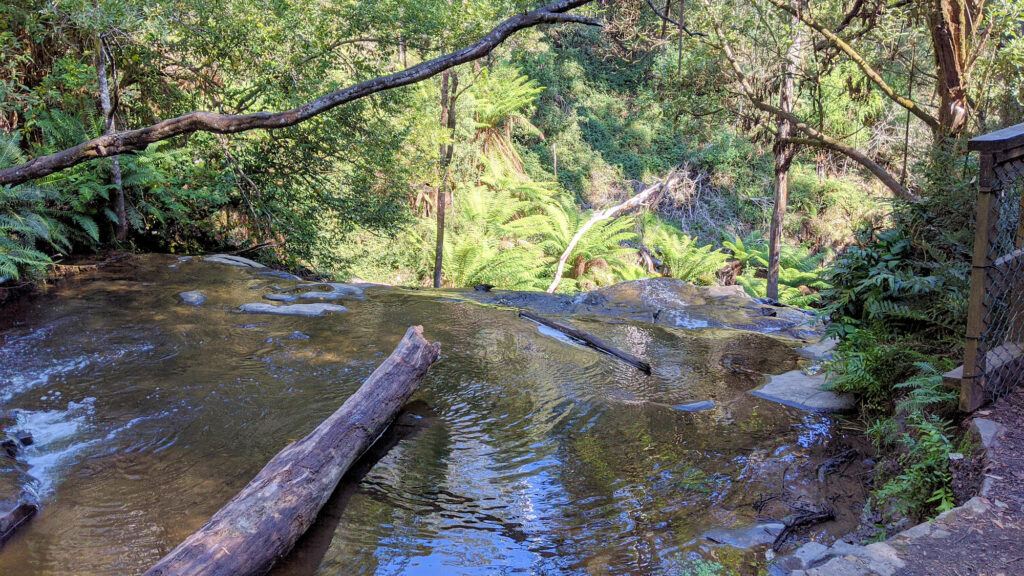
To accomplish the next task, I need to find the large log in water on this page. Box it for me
[144,325,440,576]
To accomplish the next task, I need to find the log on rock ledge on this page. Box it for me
[144,325,440,576]
[519,310,651,374]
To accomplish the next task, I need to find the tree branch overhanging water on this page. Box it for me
[0,0,600,187]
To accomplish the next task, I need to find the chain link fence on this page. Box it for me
[961,123,1024,411]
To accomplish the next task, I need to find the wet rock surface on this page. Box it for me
[177,290,206,306]
[468,277,822,340]
[705,522,785,548]
[773,391,1024,576]
[239,302,348,317]
[0,427,38,546]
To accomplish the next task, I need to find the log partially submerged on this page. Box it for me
[145,325,440,576]
[519,310,652,374]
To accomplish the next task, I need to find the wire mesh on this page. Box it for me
[975,152,1024,400]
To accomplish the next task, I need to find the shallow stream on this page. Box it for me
[0,255,862,575]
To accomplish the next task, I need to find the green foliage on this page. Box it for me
[870,410,956,522]
[471,65,546,174]
[0,133,98,279]
[644,217,728,285]
[724,232,831,307]
[823,146,975,523]
[823,226,968,341]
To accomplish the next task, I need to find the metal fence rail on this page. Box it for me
[961,123,1024,411]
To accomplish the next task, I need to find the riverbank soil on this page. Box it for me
[895,387,1024,576]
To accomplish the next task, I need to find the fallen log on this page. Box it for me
[519,310,652,374]
[145,325,440,576]
[267,402,438,576]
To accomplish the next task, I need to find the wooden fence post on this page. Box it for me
[961,151,997,411]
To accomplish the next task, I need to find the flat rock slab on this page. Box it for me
[704,522,784,548]
[203,254,266,268]
[239,303,347,317]
[178,291,206,306]
[750,371,854,413]
[797,337,839,360]
[264,283,366,304]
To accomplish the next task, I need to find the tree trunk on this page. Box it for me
[766,14,803,301]
[433,70,458,289]
[96,39,127,241]
[144,326,440,576]
[928,0,985,137]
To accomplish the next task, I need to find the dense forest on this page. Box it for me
[1,0,1023,556]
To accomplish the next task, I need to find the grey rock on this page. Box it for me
[970,417,1006,451]
[239,303,347,317]
[293,283,365,300]
[257,269,303,281]
[673,400,715,412]
[288,331,310,340]
[264,293,299,303]
[177,256,193,262]
[793,542,832,567]
[776,542,834,572]
[203,254,266,268]
[704,522,784,548]
[805,557,870,576]
[469,277,823,339]
[857,543,904,576]
[750,371,855,413]
[178,291,206,306]
[797,337,839,360]
[894,521,934,540]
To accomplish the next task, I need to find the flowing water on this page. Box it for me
[0,255,861,575]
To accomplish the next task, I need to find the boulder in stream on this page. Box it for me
[178,291,206,307]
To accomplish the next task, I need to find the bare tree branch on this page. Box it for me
[643,0,707,37]
[762,0,940,131]
[547,171,683,293]
[0,0,600,187]
[709,15,919,202]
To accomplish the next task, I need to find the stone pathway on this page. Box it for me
[774,388,1024,576]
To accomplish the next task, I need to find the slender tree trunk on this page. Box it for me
[660,0,672,38]
[96,39,127,241]
[766,13,803,301]
[433,69,458,288]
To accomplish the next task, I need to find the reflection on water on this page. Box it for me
[0,255,848,575]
